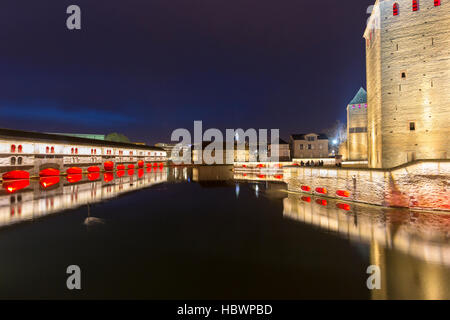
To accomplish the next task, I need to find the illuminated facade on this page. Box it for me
[0,128,167,177]
[365,0,450,168]
[346,88,368,161]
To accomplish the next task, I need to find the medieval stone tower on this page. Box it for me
[346,87,368,161]
[364,0,450,168]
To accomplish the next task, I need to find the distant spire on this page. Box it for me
[349,87,367,105]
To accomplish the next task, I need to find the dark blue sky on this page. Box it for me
[0,0,373,144]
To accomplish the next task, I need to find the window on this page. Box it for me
[11,157,16,165]
[300,144,304,150]
[51,146,55,154]
[307,136,315,141]
[409,122,416,131]
[75,148,78,154]
[46,146,50,153]
[434,0,441,6]
[71,147,74,154]
[10,144,16,153]
[308,144,312,150]
[401,72,406,79]
[393,3,399,15]
[17,157,22,165]
[412,0,419,11]
[18,145,23,153]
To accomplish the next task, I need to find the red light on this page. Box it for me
[412,0,418,11]
[127,164,135,169]
[138,160,144,168]
[127,169,135,176]
[104,161,114,171]
[3,180,30,194]
[117,170,125,178]
[301,196,311,203]
[434,0,441,6]
[67,167,82,175]
[393,3,399,15]
[2,170,30,180]
[88,172,100,181]
[146,163,152,168]
[315,187,327,194]
[66,174,82,184]
[274,175,283,179]
[39,168,60,177]
[146,167,152,173]
[104,172,114,182]
[316,199,328,206]
[301,185,311,192]
[88,166,100,173]
[10,144,16,153]
[258,174,266,179]
[138,169,144,178]
[117,164,125,170]
[18,145,23,153]
[336,190,351,198]
[40,176,60,189]
[336,203,351,211]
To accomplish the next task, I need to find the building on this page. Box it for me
[365,0,450,168]
[268,138,290,161]
[0,128,167,177]
[48,133,106,140]
[346,87,368,161]
[290,133,329,159]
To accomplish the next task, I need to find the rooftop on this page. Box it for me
[348,87,367,105]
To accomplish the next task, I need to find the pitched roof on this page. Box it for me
[291,133,328,140]
[348,87,367,105]
[0,128,164,151]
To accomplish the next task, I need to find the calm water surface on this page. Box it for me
[0,166,449,299]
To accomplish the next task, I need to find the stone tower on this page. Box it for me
[364,0,450,168]
[347,87,368,161]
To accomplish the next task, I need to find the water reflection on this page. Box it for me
[283,193,450,299]
[0,168,168,228]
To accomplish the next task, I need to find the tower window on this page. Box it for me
[401,72,406,79]
[409,122,416,131]
[434,0,441,6]
[412,0,419,11]
[393,3,399,16]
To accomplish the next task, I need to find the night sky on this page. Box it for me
[0,0,373,144]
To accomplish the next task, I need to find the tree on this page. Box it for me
[105,132,131,143]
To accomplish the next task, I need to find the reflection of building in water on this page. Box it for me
[192,165,233,183]
[283,194,450,299]
[0,169,168,229]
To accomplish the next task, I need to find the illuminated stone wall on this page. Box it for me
[284,160,450,210]
[365,0,450,168]
[347,104,368,161]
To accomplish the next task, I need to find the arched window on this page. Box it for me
[412,0,419,11]
[10,144,16,153]
[75,148,78,154]
[393,3,399,15]
[17,157,23,165]
[18,145,23,153]
[71,147,74,154]
[10,157,16,165]
[46,146,50,153]
[51,146,55,153]
[434,0,441,6]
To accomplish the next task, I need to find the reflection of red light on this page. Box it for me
[153,163,158,167]
[336,203,351,211]
[146,163,152,168]
[315,187,327,194]
[316,199,327,206]
[104,172,114,182]
[40,176,60,188]
[301,185,311,192]
[39,168,60,177]
[242,165,247,168]
[274,175,283,179]
[258,174,266,179]
[159,163,164,167]
[128,164,135,169]
[138,160,144,168]
[146,167,152,173]
[117,170,125,178]
[301,196,311,203]
[67,167,82,175]
[257,164,265,168]
[66,174,82,184]
[88,166,100,173]
[3,180,30,194]
[336,190,351,198]
[138,169,144,178]
[117,164,125,170]
[88,172,100,181]
[128,169,135,176]
[104,161,114,171]
[2,170,30,180]
[243,174,247,177]
[159,167,163,171]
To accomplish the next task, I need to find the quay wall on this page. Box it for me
[283,160,450,211]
